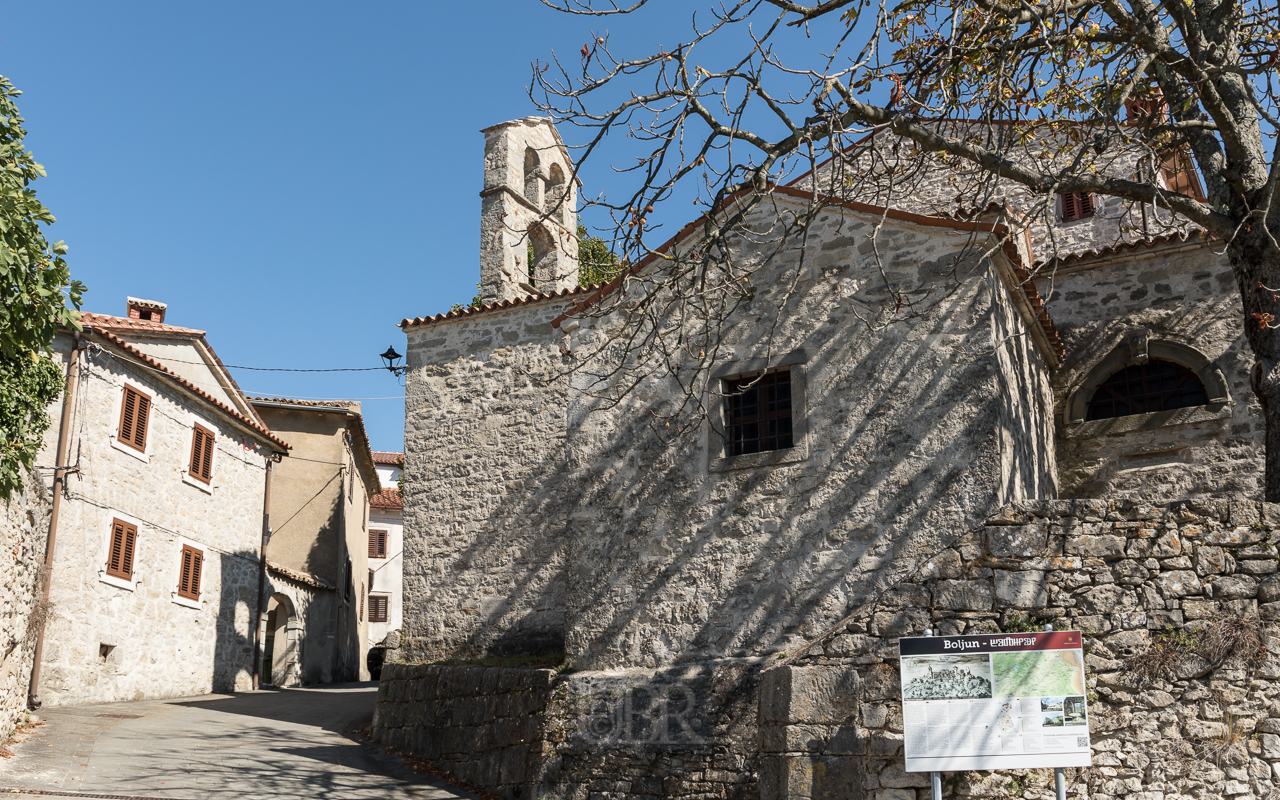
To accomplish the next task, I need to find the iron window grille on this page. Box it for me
[1086,359,1209,420]
[724,369,794,457]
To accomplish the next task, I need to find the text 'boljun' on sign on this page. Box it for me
[899,631,1092,771]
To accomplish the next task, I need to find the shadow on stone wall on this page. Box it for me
[212,549,261,693]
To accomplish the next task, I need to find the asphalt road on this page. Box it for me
[0,683,468,800]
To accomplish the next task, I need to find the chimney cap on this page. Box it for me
[126,297,168,312]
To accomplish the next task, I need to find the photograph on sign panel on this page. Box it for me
[1040,696,1064,711]
[1042,712,1065,727]
[1063,696,1087,725]
[992,650,1085,698]
[901,654,993,700]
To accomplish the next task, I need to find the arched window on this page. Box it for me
[524,148,541,206]
[1086,359,1209,421]
[528,225,555,287]
[546,163,567,220]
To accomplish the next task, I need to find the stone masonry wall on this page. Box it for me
[401,298,577,663]
[562,197,1056,670]
[371,660,761,800]
[1038,244,1260,501]
[0,471,51,737]
[766,498,1280,800]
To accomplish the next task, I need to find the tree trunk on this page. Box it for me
[1232,227,1280,501]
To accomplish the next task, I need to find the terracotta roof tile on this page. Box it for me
[370,488,403,509]
[372,451,403,465]
[248,395,359,409]
[1034,230,1211,269]
[79,312,205,336]
[399,285,600,331]
[84,328,291,451]
[267,561,336,591]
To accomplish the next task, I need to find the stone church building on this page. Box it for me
[373,117,1273,800]
[395,117,1254,670]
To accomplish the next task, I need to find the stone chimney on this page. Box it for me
[126,297,167,323]
[478,117,580,304]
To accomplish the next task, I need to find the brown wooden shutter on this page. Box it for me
[106,519,137,580]
[370,595,388,623]
[118,387,151,451]
[178,545,202,600]
[1060,192,1095,222]
[189,424,214,483]
[369,529,387,559]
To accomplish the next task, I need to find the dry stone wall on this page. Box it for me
[371,660,762,800]
[768,498,1280,800]
[0,471,51,738]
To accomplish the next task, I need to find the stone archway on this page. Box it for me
[264,593,301,687]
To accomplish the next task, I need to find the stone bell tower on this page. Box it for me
[478,117,580,304]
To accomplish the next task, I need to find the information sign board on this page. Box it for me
[899,631,1092,771]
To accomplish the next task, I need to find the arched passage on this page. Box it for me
[263,592,301,687]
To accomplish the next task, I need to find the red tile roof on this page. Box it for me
[248,396,359,409]
[83,328,291,452]
[79,312,205,337]
[372,450,403,465]
[370,488,403,509]
[1033,229,1212,270]
[399,285,600,330]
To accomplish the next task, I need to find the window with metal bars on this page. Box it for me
[724,369,794,457]
[106,519,137,581]
[117,386,151,452]
[177,544,203,600]
[360,582,365,621]
[188,424,215,483]
[1086,359,1210,420]
[369,529,387,559]
[1059,192,1096,222]
[369,595,389,623]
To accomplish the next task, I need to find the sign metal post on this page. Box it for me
[1046,623,1067,800]
[924,628,943,800]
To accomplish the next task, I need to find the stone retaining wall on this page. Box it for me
[372,661,761,800]
[378,499,1280,800]
[0,472,52,738]
[769,498,1280,800]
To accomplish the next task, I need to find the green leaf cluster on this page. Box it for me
[576,223,619,287]
[0,75,85,499]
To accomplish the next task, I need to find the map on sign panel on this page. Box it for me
[991,650,1086,698]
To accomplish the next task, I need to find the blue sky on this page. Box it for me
[3,2,844,450]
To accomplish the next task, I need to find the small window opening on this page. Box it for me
[99,643,115,662]
[524,147,541,206]
[724,369,794,456]
[1086,359,1209,420]
[528,226,554,287]
[1060,192,1095,222]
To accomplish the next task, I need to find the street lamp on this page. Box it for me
[380,346,405,377]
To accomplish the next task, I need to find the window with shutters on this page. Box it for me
[106,519,138,581]
[369,595,389,623]
[369,529,387,559]
[188,424,215,483]
[117,386,152,452]
[1059,192,1096,222]
[177,544,203,600]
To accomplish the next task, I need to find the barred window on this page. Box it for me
[724,370,794,456]
[1086,359,1209,420]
